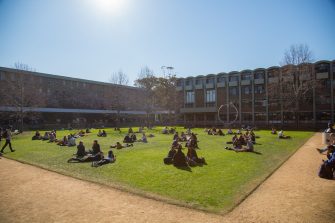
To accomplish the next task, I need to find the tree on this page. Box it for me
[109,70,129,86]
[0,62,45,131]
[278,44,316,127]
[134,66,178,125]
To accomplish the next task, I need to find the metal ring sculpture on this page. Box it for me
[217,102,239,125]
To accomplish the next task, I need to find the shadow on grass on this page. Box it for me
[175,165,192,172]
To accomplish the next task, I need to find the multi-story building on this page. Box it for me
[175,60,335,129]
[0,67,148,128]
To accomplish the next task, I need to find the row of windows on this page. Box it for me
[177,63,335,86]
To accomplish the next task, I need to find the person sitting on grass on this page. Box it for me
[217,129,224,136]
[49,132,56,142]
[89,140,101,155]
[97,130,107,137]
[68,135,76,147]
[173,132,180,141]
[42,132,50,141]
[186,147,206,166]
[85,128,91,133]
[271,128,277,134]
[32,131,41,140]
[236,129,242,134]
[123,134,134,143]
[92,149,116,167]
[131,133,137,142]
[110,142,133,149]
[171,139,182,150]
[225,137,254,152]
[163,147,177,164]
[227,128,233,135]
[180,132,187,141]
[138,133,148,143]
[325,122,335,133]
[148,133,155,138]
[128,127,133,134]
[278,130,290,139]
[57,136,68,146]
[250,130,256,143]
[75,141,87,157]
[173,146,188,167]
[67,140,103,163]
[162,126,168,134]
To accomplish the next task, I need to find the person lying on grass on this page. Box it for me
[278,130,291,139]
[225,138,254,152]
[92,149,116,167]
[110,142,133,150]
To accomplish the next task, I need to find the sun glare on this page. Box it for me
[95,0,128,15]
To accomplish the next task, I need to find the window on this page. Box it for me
[195,79,203,85]
[206,90,216,102]
[229,87,238,96]
[185,79,192,86]
[186,91,195,103]
[255,72,265,79]
[241,73,252,80]
[254,85,265,94]
[229,76,238,82]
[242,86,251,95]
[206,78,214,84]
[217,76,225,83]
[177,80,183,86]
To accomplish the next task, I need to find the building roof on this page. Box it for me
[0,67,143,91]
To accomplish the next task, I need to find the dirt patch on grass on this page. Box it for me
[0,133,333,223]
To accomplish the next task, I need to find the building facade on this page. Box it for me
[175,60,335,129]
[0,67,148,128]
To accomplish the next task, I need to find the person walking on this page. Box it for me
[1,129,15,154]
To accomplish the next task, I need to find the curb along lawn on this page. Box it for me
[3,127,314,213]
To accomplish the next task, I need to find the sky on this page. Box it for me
[0,0,334,85]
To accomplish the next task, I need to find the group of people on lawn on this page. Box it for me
[67,127,152,167]
[164,130,205,167]
[32,129,91,147]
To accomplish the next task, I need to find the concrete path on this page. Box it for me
[0,133,333,223]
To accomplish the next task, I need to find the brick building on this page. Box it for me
[175,60,335,129]
[0,67,148,129]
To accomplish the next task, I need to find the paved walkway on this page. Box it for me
[0,133,334,223]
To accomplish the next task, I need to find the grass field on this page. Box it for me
[2,127,313,213]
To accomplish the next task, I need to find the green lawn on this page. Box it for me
[2,127,313,213]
